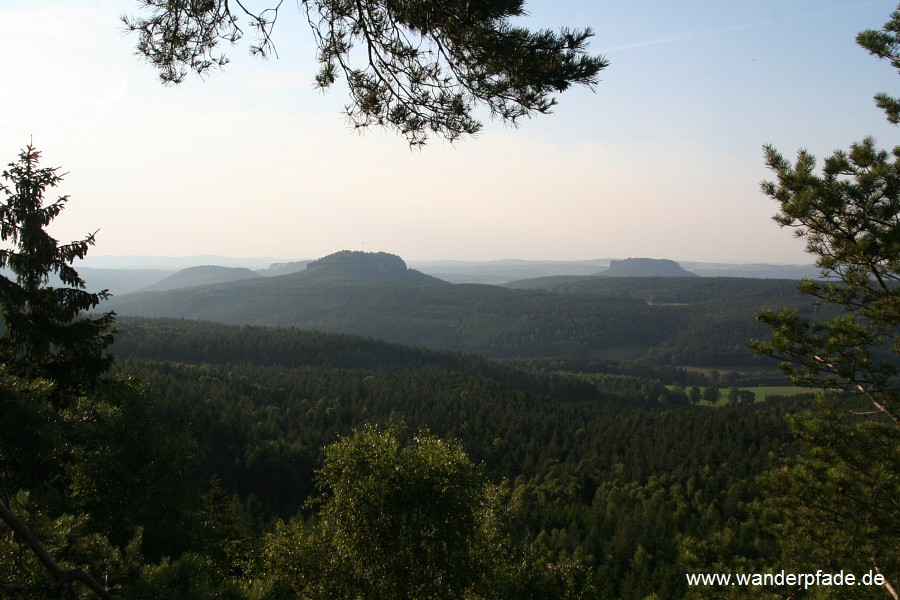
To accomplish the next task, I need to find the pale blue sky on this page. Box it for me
[0,0,896,263]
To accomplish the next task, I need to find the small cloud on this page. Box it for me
[604,21,764,53]
[605,2,887,54]
[87,71,128,127]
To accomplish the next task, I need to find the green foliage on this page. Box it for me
[122,0,608,145]
[0,134,836,597]
[255,423,596,599]
[110,316,810,597]
[62,378,198,560]
[857,4,900,124]
[0,145,115,403]
[688,385,702,404]
[756,137,900,425]
[0,367,60,495]
[315,424,493,598]
[0,490,138,599]
[0,145,134,598]
[127,552,246,600]
[254,516,328,599]
[758,404,900,598]
[754,2,900,425]
[751,7,900,597]
[702,385,721,404]
[0,373,205,597]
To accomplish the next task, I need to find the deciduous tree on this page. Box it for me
[268,423,499,598]
[257,422,596,598]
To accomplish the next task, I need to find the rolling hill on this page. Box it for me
[139,265,262,291]
[103,251,813,366]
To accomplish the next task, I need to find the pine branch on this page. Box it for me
[0,501,114,600]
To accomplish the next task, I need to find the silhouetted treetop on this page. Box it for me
[0,145,115,401]
[123,0,609,145]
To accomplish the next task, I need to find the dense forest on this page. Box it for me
[6,308,897,598]
[111,318,814,597]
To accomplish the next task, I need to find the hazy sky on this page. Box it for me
[0,0,896,263]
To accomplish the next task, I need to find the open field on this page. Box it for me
[739,386,821,402]
[667,384,822,405]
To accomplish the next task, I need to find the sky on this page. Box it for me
[0,0,897,264]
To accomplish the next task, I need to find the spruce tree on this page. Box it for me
[0,145,115,403]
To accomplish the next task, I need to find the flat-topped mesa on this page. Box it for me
[602,258,698,278]
[303,251,443,283]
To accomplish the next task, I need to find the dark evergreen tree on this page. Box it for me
[754,3,900,428]
[759,404,900,600]
[755,137,900,426]
[753,3,900,427]
[857,5,900,124]
[753,5,900,597]
[0,145,115,403]
[0,146,120,599]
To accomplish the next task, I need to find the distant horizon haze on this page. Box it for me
[2,1,894,264]
[75,252,816,271]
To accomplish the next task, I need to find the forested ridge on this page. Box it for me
[104,274,816,366]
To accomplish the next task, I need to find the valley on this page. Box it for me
[102,251,817,369]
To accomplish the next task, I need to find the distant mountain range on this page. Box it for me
[58,252,822,296]
[106,253,698,294]
[100,250,819,367]
[409,259,820,283]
